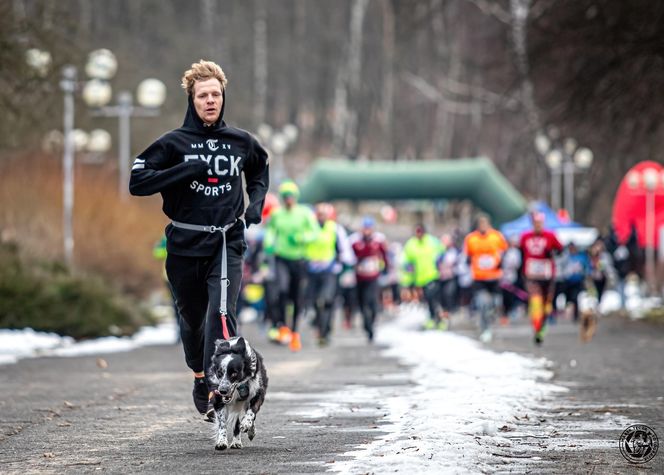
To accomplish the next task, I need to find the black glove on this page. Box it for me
[245,209,261,227]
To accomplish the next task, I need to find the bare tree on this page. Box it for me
[333,0,368,159]
[380,0,396,160]
[253,0,268,129]
[12,0,25,21]
[4,0,661,226]
[201,0,220,60]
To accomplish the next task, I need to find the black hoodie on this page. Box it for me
[129,92,269,257]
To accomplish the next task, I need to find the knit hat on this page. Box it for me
[278,180,299,198]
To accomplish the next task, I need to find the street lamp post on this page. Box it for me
[89,88,163,198]
[535,129,593,219]
[59,65,77,266]
[118,92,132,198]
[30,47,150,265]
[82,49,166,199]
[544,149,562,210]
[569,147,594,219]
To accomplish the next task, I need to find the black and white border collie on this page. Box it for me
[208,336,268,450]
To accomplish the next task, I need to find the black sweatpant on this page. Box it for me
[422,281,441,321]
[564,280,584,322]
[357,279,379,339]
[339,285,357,327]
[275,257,307,332]
[307,270,337,339]
[165,236,244,378]
[438,278,457,313]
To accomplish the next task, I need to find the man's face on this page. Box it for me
[477,217,489,233]
[192,78,223,125]
[282,194,296,208]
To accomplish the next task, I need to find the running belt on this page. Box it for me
[170,219,237,339]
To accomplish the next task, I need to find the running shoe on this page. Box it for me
[278,325,292,344]
[193,377,209,415]
[267,326,280,343]
[289,332,302,352]
[423,319,436,330]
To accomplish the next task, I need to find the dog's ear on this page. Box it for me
[233,337,246,354]
[248,346,257,376]
[214,339,231,354]
[241,339,257,376]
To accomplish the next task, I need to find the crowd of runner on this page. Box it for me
[222,183,641,351]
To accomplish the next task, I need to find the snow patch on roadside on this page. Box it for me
[329,305,568,474]
[0,322,178,364]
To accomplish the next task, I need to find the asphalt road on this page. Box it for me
[0,321,407,474]
[484,311,664,474]
[1,310,663,474]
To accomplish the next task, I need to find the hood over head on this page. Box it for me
[181,88,227,133]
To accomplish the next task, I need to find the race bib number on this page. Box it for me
[477,254,497,270]
[568,261,583,274]
[339,270,356,287]
[438,263,455,281]
[357,256,380,277]
[525,258,553,280]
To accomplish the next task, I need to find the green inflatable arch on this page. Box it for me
[298,158,527,225]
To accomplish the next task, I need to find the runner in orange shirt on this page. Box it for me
[463,214,508,342]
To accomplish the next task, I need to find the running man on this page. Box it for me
[437,233,460,323]
[561,242,590,323]
[350,217,389,342]
[264,181,320,351]
[519,212,563,345]
[305,203,354,346]
[463,214,508,342]
[403,224,445,330]
[129,60,269,420]
[499,235,525,324]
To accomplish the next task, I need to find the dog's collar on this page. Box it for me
[213,377,251,402]
[236,382,250,401]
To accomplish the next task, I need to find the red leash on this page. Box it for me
[220,314,230,340]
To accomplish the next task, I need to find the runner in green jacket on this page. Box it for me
[403,224,447,330]
[264,181,320,351]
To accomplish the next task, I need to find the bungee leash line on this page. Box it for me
[171,219,237,340]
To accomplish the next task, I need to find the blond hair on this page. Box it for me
[181,60,228,96]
